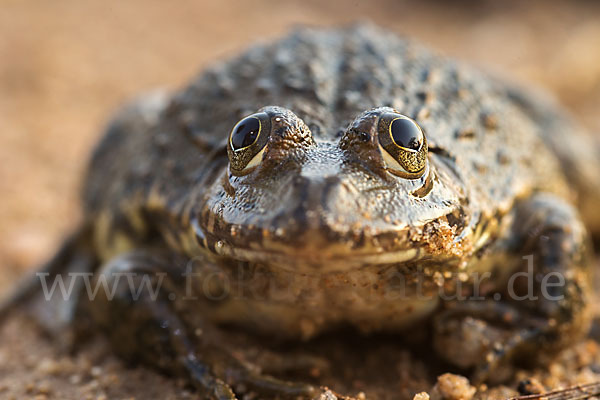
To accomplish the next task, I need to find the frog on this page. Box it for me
[2,23,599,399]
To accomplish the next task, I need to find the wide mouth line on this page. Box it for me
[207,243,423,271]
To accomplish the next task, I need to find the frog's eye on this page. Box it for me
[227,112,271,174]
[377,113,428,178]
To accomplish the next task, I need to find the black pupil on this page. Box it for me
[231,117,260,150]
[390,118,422,150]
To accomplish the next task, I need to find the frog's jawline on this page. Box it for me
[208,243,422,272]
[190,216,440,273]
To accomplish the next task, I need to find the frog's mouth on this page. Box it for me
[189,216,459,272]
[208,241,423,272]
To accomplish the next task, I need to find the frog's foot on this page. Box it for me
[435,194,592,384]
[87,250,319,400]
[433,300,543,384]
[249,348,331,379]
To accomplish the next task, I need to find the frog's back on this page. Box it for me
[82,24,600,234]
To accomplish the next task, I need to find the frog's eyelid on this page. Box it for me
[241,146,267,171]
[379,144,411,174]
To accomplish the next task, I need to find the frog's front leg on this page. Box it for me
[88,250,318,400]
[507,194,592,344]
[434,194,592,382]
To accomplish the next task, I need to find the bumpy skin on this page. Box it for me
[22,24,600,398]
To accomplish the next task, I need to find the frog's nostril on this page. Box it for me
[289,176,341,211]
[291,175,311,193]
[358,131,371,142]
[320,176,345,207]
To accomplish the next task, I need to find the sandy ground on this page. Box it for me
[1,0,600,398]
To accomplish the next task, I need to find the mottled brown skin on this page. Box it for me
[5,24,600,399]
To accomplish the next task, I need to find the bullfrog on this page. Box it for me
[2,24,599,399]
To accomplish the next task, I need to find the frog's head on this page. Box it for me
[197,106,470,271]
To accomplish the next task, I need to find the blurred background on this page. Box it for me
[1,0,600,290]
[1,1,599,398]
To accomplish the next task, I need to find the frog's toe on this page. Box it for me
[183,357,238,399]
[470,328,540,385]
[433,300,546,384]
[228,370,318,399]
